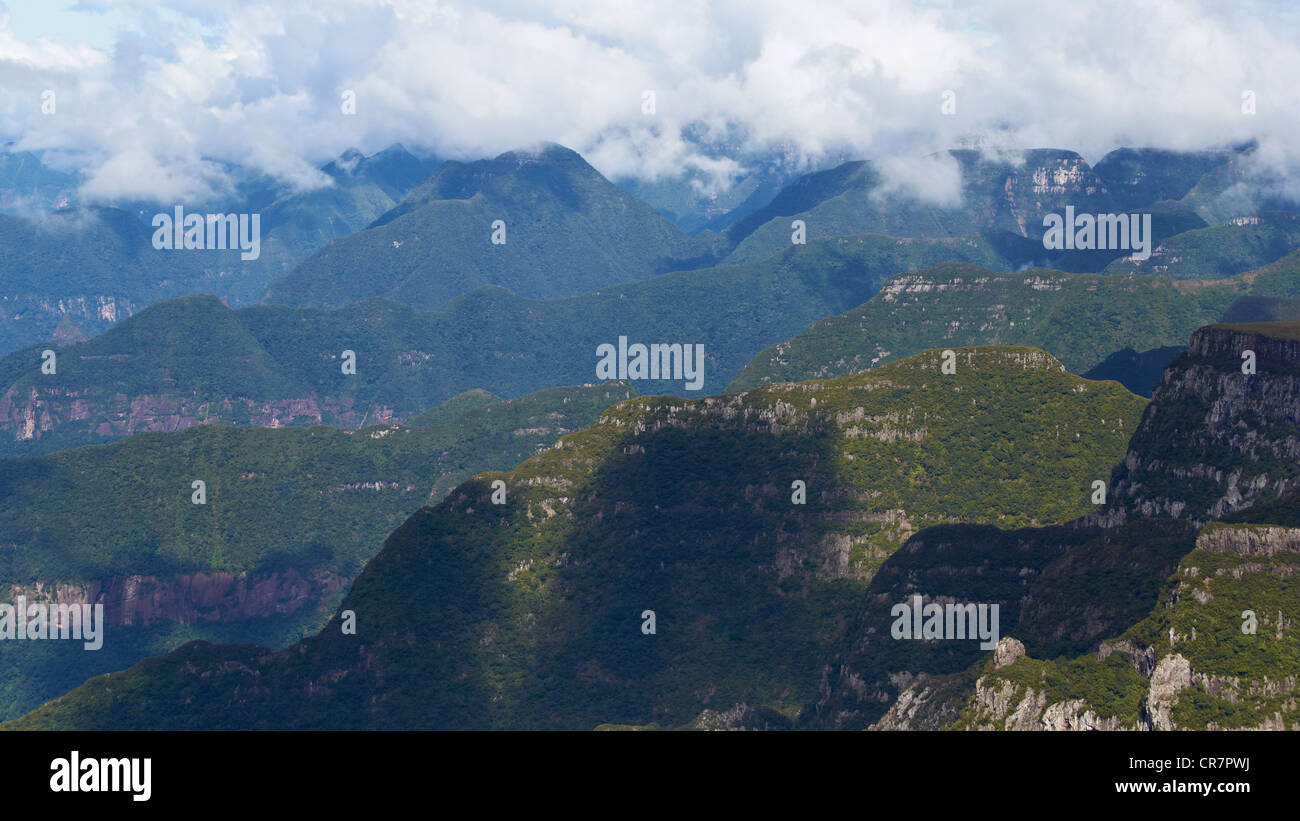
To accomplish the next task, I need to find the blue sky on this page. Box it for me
[4,1,136,49]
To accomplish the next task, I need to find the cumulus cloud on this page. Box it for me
[0,0,1297,203]
[872,152,966,208]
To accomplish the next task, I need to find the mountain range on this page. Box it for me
[264,144,715,310]
[729,252,1300,391]
[10,240,1300,460]
[0,144,437,354]
[5,141,1294,364]
[11,319,1293,730]
[3,344,1148,729]
[4,136,1300,733]
[0,232,1026,457]
[0,380,632,721]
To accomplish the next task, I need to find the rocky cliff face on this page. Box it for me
[1102,322,1300,525]
[868,323,1300,731]
[815,517,1194,729]
[1196,523,1300,556]
[10,326,1296,731]
[2,346,1149,730]
[0,389,390,453]
[7,569,346,626]
[883,522,1300,731]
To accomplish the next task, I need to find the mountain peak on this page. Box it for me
[372,142,414,158]
[320,148,364,179]
[493,142,584,166]
[1103,320,1300,526]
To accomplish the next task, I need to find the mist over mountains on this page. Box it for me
[0,143,441,351]
[1,138,1291,360]
[3,0,1300,739]
[1,130,1298,732]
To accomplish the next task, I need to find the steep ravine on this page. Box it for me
[882,522,1299,730]
[873,322,1300,730]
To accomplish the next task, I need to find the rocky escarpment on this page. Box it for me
[687,704,794,731]
[6,569,346,627]
[882,522,1300,730]
[934,636,1146,731]
[1195,522,1300,556]
[0,389,391,453]
[870,323,1300,731]
[816,517,1193,730]
[1101,322,1300,525]
[1,346,1147,730]
[0,567,354,723]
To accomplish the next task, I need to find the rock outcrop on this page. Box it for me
[1102,322,1300,525]
[898,523,1300,730]
[7,569,346,626]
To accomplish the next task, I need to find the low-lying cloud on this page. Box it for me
[0,0,1297,204]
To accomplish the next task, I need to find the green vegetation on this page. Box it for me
[0,607,341,730]
[1105,321,1300,523]
[1178,148,1300,225]
[721,150,1108,263]
[964,651,1149,725]
[1,231,1025,458]
[1092,147,1234,210]
[1102,212,1300,279]
[1,379,631,580]
[0,146,434,356]
[729,252,1300,391]
[812,516,1199,729]
[0,381,630,721]
[3,346,1147,729]
[879,326,1300,730]
[947,520,1300,730]
[1211,319,1300,342]
[407,388,501,427]
[1221,294,1300,323]
[264,144,711,310]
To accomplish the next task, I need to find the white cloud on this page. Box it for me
[0,0,1296,202]
[872,152,965,208]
